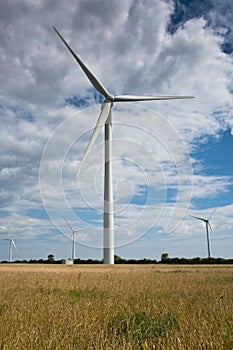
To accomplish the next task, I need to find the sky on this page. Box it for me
[0,0,233,261]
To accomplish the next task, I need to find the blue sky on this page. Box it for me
[0,0,233,261]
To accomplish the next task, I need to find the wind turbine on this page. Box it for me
[53,27,194,264]
[3,238,17,262]
[64,218,89,261]
[188,207,218,258]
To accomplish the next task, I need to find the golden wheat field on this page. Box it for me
[0,264,232,350]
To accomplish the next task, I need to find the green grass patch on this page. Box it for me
[108,311,177,344]
[0,304,7,315]
[36,286,105,300]
[36,287,63,295]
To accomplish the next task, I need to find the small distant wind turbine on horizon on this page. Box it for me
[64,218,90,261]
[188,207,218,258]
[53,26,194,264]
[3,238,17,262]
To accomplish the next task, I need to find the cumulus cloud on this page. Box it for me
[0,0,232,259]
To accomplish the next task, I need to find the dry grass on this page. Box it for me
[0,264,232,349]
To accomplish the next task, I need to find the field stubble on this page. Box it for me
[0,264,232,349]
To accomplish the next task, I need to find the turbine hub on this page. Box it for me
[106,94,114,102]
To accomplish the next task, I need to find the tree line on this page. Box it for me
[1,253,233,264]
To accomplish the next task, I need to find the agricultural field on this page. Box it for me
[0,264,232,349]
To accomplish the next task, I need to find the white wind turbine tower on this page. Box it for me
[3,238,17,262]
[188,207,218,258]
[64,218,89,261]
[53,27,194,264]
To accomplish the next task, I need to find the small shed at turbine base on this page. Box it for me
[61,259,74,265]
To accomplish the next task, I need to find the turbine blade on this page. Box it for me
[12,239,17,250]
[76,102,111,177]
[114,95,194,102]
[64,218,74,232]
[73,227,91,233]
[53,27,111,99]
[188,214,206,222]
[208,222,214,235]
[207,206,218,221]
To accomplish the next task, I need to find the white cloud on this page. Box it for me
[0,0,232,259]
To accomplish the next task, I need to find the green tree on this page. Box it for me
[161,253,169,262]
[114,255,122,263]
[47,254,54,263]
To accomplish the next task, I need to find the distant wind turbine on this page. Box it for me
[64,218,89,261]
[54,26,194,264]
[3,238,17,262]
[188,207,218,258]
